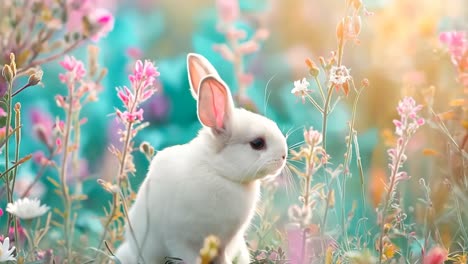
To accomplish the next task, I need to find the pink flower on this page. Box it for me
[423,246,447,264]
[115,60,159,125]
[439,31,467,65]
[126,47,143,59]
[0,208,3,217]
[216,0,239,24]
[14,175,47,199]
[59,56,86,83]
[0,107,6,117]
[30,108,54,148]
[66,0,94,33]
[386,97,424,202]
[88,8,114,42]
[33,151,50,166]
[66,0,114,42]
[8,220,27,246]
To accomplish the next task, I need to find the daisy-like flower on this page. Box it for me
[0,237,16,262]
[291,78,310,103]
[329,65,352,85]
[329,65,352,95]
[6,197,50,220]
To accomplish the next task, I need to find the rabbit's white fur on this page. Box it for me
[115,53,287,264]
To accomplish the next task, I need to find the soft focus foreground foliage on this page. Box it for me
[0,0,467,263]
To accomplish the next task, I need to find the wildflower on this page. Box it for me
[439,31,467,59]
[198,235,220,264]
[329,65,352,95]
[329,65,352,85]
[216,0,239,24]
[385,97,424,212]
[0,237,15,262]
[30,108,54,149]
[59,56,86,83]
[382,242,398,261]
[288,204,312,226]
[129,60,160,89]
[423,246,447,264]
[304,127,323,147]
[0,108,6,117]
[0,208,3,217]
[291,78,310,103]
[88,8,115,42]
[97,179,120,194]
[6,197,50,220]
[116,60,159,125]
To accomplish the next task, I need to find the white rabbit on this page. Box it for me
[115,53,287,264]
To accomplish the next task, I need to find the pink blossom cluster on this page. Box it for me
[213,0,269,90]
[439,31,467,65]
[58,56,86,84]
[67,0,114,42]
[439,31,468,86]
[115,60,160,124]
[387,97,424,196]
[303,127,329,170]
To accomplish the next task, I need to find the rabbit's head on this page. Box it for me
[187,53,287,183]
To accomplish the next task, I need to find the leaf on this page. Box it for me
[47,176,61,188]
[53,208,64,218]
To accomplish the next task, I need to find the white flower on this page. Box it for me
[329,65,352,85]
[6,197,50,220]
[0,237,16,262]
[291,78,310,103]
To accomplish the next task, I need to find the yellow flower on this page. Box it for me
[382,242,398,260]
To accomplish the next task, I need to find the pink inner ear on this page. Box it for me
[198,77,229,130]
[213,88,226,129]
[189,62,204,95]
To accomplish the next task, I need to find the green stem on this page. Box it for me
[12,103,21,251]
[319,30,346,257]
[4,82,13,234]
[320,85,334,235]
[378,139,409,264]
[314,76,326,103]
[300,150,313,264]
[341,87,364,251]
[60,91,74,262]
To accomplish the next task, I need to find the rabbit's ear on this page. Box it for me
[197,75,234,134]
[187,53,220,99]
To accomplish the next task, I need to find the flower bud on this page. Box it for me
[9,53,17,76]
[361,78,369,87]
[336,19,345,41]
[28,70,44,86]
[353,0,362,10]
[139,141,155,159]
[305,58,320,77]
[353,15,362,36]
[2,64,14,83]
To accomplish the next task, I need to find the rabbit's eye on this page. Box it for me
[249,137,266,150]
